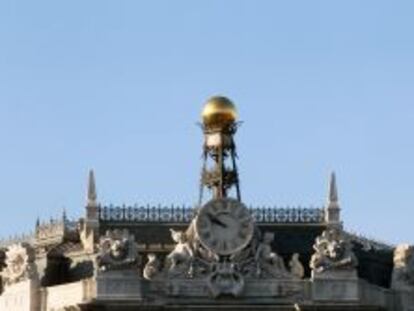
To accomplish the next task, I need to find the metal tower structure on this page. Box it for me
[198,96,241,204]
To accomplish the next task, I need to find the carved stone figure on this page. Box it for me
[1,243,37,287]
[166,229,194,276]
[143,253,160,280]
[391,244,414,291]
[97,229,140,272]
[310,228,358,275]
[289,253,304,279]
[255,232,287,278]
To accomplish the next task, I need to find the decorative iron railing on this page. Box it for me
[250,206,325,223]
[98,204,325,224]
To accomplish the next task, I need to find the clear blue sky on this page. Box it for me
[0,1,413,245]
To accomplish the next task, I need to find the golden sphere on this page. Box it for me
[201,96,238,128]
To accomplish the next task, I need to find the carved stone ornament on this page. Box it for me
[143,253,161,280]
[162,212,300,298]
[97,229,140,272]
[1,243,37,287]
[310,228,358,276]
[207,261,244,298]
[289,253,304,279]
[166,229,194,277]
[165,223,298,281]
[254,232,289,278]
[391,244,414,291]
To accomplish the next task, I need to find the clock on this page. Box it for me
[195,198,254,256]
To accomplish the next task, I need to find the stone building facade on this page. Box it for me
[1,97,413,310]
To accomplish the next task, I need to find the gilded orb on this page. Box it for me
[201,96,238,128]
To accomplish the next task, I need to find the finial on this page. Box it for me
[62,207,67,222]
[325,171,341,227]
[328,171,338,203]
[87,169,97,207]
[201,96,238,129]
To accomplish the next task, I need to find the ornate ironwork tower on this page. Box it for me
[199,96,241,204]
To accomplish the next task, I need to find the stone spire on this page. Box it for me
[328,172,338,203]
[85,169,99,222]
[62,208,67,222]
[82,169,100,252]
[325,171,342,227]
[87,169,97,207]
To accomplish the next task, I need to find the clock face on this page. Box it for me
[195,198,254,256]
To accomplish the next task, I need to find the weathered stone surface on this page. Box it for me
[167,279,209,297]
[96,270,143,300]
[243,278,304,298]
[312,277,359,302]
[0,279,39,311]
[44,279,95,311]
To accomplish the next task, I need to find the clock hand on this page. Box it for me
[207,213,227,228]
